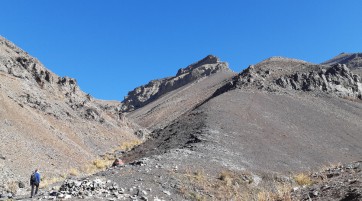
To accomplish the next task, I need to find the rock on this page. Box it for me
[163,190,171,196]
[18,181,25,188]
[49,191,58,196]
[153,197,166,201]
[112,158,125,167]
[6,193,13,198]
[140,196,149,201]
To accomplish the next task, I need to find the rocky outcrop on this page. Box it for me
[275,63,361,99]
[121,55,230,112]
[223,57,362,100]
[322,52,362,77]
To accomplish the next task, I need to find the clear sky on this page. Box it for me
[1,1,361,100]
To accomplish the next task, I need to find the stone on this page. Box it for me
[140,196,149,201]
[163,190,171,196]
[6,193,13,198]
[18,181,25,188]
[49,191,58,196]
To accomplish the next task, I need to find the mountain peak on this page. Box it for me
[121,55,231,112]
[176,55,222,76]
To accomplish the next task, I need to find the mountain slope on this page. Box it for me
[123,56,362,171]
[14,54,360,201]
[123,55,236,130]
[0,36,139,186]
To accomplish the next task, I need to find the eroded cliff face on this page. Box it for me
[121,55,231,112]
[0,36,139,185]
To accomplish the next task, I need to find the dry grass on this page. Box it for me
[293,173,313,186]
[39,176,65,189]
[81,164,98,175]
[93,157,113,169]
[58,139,141,178]
[6,181,18,194]
[176,168,258,200]
[257,184,292,201]
[118,139,142,151]
[174,167,301,201]
[69,168,79,176]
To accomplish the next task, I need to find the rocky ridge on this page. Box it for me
[121,55,231,112]
[211,57,362,101]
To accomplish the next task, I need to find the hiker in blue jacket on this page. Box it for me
[30,169,41,198]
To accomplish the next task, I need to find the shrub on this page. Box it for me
[118,139,142,151]
[93,158,113,169]
[294,173,313,186]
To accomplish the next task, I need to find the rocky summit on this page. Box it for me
[0,36,361,201]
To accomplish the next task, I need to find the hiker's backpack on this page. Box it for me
[30,173,36,184]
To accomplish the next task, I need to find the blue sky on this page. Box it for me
[1,1,361,100]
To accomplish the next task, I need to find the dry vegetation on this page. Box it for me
[5,181,18,195]
[175,168,258,200]
[174,167,320,201]
[40,176,65,189]
[293,173,313,186]
[69,168,80,176]
[118,139,142,151]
